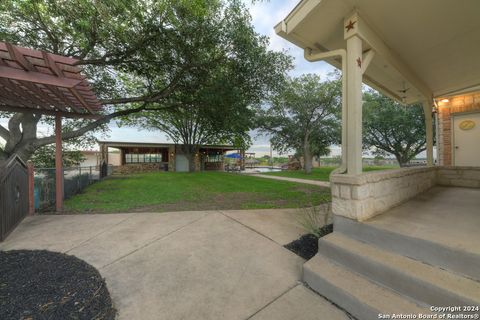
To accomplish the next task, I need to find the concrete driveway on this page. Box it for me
[0,209,348,320]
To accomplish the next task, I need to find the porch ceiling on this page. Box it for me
[275,0,480,103]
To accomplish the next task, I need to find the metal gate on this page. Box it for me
[0,155,29,241]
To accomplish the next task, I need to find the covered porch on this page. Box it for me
[98,141,238,173]
[276,0,480,318]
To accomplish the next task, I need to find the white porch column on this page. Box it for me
[346,35,363,174]
[423,101,434,166]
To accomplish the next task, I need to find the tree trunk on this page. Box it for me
[303,142,312,174]
[188,153,196,172]
[182,144,198,173]
[396,154,408,167]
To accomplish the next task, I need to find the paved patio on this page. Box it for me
[0,208,347,320]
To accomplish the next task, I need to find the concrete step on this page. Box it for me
[334,215,480,281]
[318,232,480,308]
[303,254,431,320]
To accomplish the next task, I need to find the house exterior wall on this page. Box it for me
[437,93,480,166]
[108,153,122,166]
[112,163,167,174]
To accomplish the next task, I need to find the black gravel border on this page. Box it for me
[284,224,333,260]
[0,250,116,320]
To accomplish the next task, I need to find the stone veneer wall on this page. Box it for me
[113,163,166,175]
[437,93,480,165]
[331,167,437,221]
[437,166,480,188]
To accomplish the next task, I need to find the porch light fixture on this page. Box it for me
[440,98,449,103]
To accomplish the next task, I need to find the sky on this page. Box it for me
[0,0,338,157]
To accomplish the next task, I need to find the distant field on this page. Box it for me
[64,171,331,213]
[261,166,398,181]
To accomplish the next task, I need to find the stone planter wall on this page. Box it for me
[437,166,480,188]
[331,167,437,221]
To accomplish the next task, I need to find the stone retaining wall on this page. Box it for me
[331,167,438,221]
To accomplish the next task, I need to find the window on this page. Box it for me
[205,153,223,163]
[125,153,162,164]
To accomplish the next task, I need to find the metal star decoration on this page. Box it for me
[356,57,362,68]
[345,20,356,31]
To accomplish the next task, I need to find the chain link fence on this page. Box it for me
[34,164,113,212]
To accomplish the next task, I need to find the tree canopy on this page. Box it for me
[257,74,341,173]
[363,91,429,166]
[0,0,290,162]
[119,1,292,171]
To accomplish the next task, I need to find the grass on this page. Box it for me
[64,171,331,213]
[261,166,398,181]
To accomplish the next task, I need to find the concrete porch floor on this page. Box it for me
[0,208,348,320]
[366,186,480,255]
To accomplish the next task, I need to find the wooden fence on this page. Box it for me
[0,155,29,241]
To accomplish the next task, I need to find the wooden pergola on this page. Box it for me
[0,41,102,212]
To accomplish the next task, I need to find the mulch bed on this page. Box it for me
[284,224,333,260]
[0,250,116,320]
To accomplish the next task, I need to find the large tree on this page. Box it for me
[121,22,291,171]
[363,91,430,166]
[257,74,341,174]
[0,0,288,162]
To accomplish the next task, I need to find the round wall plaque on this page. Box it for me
[459,120,475,131]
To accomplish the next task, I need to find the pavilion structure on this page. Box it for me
[0,41,102,212]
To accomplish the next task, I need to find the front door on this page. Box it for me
[453,112,480,166]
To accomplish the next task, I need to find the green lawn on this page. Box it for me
[262,166,398,181]
[64,171,331,213]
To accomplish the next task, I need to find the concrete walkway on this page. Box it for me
[252,174,330,187]
[0,208,346,320]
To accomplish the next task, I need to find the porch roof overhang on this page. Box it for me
[0,42,102,118]
[275,0,480,104]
